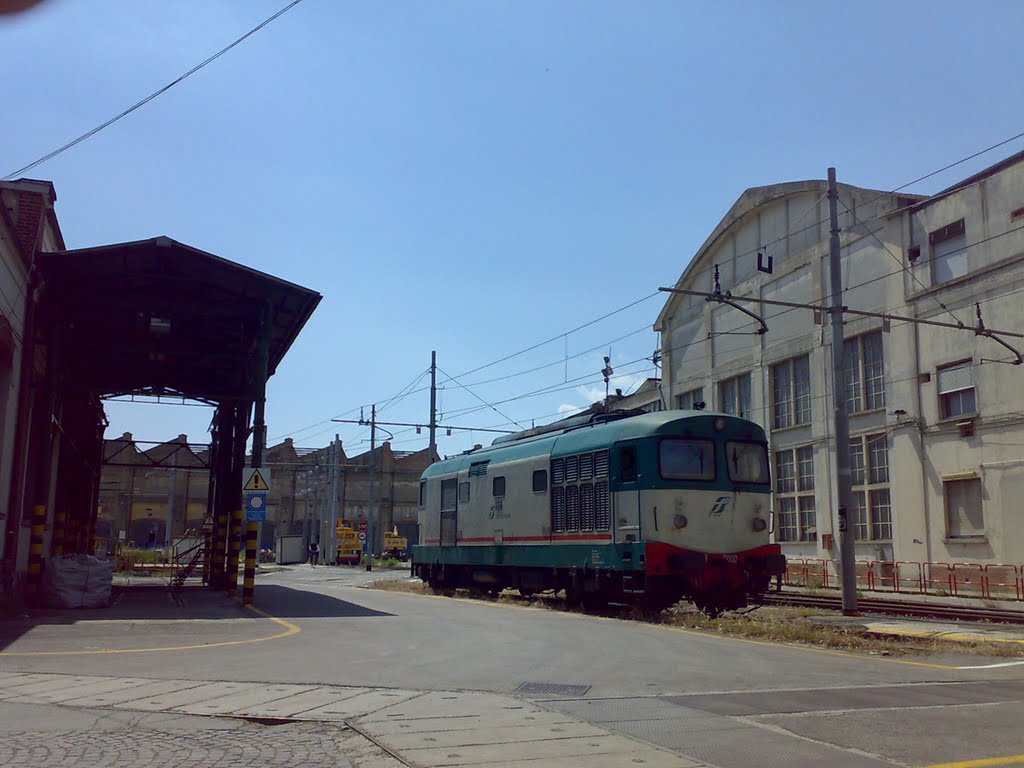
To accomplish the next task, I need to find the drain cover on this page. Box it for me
[515,682,591,698]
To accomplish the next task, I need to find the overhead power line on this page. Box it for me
[4,0,307,180]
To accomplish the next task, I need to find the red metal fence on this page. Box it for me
[782,558,1023,601]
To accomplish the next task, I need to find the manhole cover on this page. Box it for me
[515,682,591,698]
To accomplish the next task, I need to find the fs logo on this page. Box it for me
[708,496,731,516]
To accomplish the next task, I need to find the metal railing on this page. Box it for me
[783,557,1024,601]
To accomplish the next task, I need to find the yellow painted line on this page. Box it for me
[920,754,1024,768]
[0,605,300,657]
[375,586,964,670]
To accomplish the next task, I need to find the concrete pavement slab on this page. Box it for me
[0,674,100,697]
[358,710,580,735]
[115,680,254,710]
[360,689,532,721]
[296,688,423,719]
[377,721,614,750]
[180,682,320,715]
[102,678,216,706]
[14,675,154,704]
[395,733,670,766]
[475,755,705,768]
[229,686,370,718]
[56,678,189,707]
[0,672,76,694]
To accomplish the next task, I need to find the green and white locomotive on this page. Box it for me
[412,409,786,614]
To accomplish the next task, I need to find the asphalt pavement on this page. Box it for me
[1,564,1023,767]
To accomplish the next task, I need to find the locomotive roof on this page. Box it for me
[421,410,765,478]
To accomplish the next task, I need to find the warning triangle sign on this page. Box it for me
[244,469,270,492]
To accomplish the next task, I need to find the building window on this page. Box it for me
[532,469,547,493]
[492,476,505,497]
[458,481,470,503]
[719,373,752,418]
[944,478,984,538]
[844,331,884,413]
[773,445,815,542]
[937,360,977,419]
[930,218,967,283]
[849,433,891,541]
[771,355,811,429]
[676,387,704,410]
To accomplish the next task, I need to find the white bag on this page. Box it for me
[42,554,115,608]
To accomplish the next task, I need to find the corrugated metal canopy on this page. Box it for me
[39,236,321,402]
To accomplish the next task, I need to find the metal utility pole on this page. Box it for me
[165,450,177,552]
[828,167,858,616]
[429,351,437,464]
[328,433,339,564]
[367,404,376,570]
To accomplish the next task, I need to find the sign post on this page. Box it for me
[243,468,271,523]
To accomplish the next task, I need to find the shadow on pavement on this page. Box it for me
[250,585,392,619]
[0,583,390,652]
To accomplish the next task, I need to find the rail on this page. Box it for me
[782,557,1024,602]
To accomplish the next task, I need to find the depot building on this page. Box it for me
[655,151,1024,571]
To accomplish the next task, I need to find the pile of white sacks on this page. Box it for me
[42,553,114,608]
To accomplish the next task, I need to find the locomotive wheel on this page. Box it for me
[693,594,723,618]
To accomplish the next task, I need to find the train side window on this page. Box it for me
[620,446,638,482]
[532,469,548,493]
[459,481,470,503]
[419,480,426,507]
[493,476,506,497]
[441,479,457,512]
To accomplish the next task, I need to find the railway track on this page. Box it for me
[762,591,1024,624]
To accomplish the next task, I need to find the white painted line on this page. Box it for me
[954,660,1024,670]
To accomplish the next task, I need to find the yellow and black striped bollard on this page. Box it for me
[226,508,242,597]
[242,522,258,605]
[25,505,47,600]
[52,508,66,556]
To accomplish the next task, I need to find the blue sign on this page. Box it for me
[245,491,267,522]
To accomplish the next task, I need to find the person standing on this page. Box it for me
[308,540,320,566]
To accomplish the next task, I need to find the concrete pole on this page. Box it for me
[828,167,859,616]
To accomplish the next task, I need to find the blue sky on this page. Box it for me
[3,0,1022,458]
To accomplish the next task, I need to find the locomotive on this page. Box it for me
[412,409,786,615]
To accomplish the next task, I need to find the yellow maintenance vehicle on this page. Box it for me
[382,529,409,561]
[336,523,362,565]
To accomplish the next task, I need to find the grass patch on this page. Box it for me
[368,579,1024,658]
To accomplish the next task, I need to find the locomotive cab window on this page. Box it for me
[659,439,715,480]
[419,480,426,507]
[725,441,770,483]
[532,469,547,493]
[619,445,638,482]
[493,476,506,497]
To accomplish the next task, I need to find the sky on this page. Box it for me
[2,0,1023,459]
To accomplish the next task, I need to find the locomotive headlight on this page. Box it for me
[673,514,688,529]
[714,417,726,432]
[752,517,768,532]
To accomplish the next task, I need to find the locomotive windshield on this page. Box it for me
[659,439,715,480]
[725,441,770,483]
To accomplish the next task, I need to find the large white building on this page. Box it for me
[655,151,1024,568]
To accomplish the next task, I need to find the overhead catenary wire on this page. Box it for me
[282,138,1024,448]
[4,0,307,180]
[436,366,527,430]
